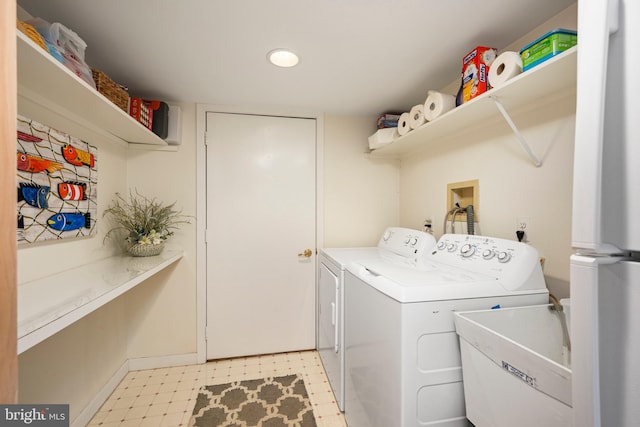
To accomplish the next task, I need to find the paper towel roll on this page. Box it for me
[488,51,523,89]
[423,91,456,121]
[408,104,426,129]
[397,112,411,136]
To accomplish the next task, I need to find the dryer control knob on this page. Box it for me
[460,243,475,257]
[383,230,392,241]
[497,251,511,263]
[410,237,418,246]
[447,243,457,252]
[437,241,447,251]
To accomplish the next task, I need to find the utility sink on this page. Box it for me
[454,302,572,427]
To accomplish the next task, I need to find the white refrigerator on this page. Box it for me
[571,0,640,426]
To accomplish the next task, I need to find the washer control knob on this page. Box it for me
[482,249,495,260]
[447,243,457,252]
[497,251,511,263]
[410,237,418,246]
[383,230,392,241]
[437,241,447,251]
[460,244,475,257]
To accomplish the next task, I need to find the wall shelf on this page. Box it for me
[17,250,183,354]
[369,46,577,160]
[17,30,168,148]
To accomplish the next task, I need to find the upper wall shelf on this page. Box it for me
[369,46,577,159]
[17,30,168,147]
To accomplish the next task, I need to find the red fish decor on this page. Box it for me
[62,144,95,168]
[17,152,63,174]
[58,181,87,201]
[17,131,43,143]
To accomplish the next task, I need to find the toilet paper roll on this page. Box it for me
[397,112,411,136]
[488,51,523,89]
[408,104,426,129]
[423,91,456,121]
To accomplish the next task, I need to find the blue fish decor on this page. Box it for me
[47,212,91,232]
[17,183,50,208]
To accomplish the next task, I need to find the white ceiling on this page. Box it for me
[17,0,576,116]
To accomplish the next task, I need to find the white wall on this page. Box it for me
[399,4,577,298]
[322,115,400,247]
[16,98,130,422]
[125,103,198,358]
[399,98,575,297]
[16,104,197,423]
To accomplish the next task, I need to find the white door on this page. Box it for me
[205,112,316,360]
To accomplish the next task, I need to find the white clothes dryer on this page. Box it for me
[317,227,436,411]
[344,234,549,427]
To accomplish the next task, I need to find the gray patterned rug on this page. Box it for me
[189,374,317,426]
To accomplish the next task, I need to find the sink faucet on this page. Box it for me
[548,293,571,352]
[549,293,563,311]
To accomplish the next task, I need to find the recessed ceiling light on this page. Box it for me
[267,49,299,68]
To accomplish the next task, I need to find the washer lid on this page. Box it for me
[347,259,544,303]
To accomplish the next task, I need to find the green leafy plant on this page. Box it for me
[104,190,190,245]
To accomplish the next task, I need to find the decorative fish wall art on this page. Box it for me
[16,115,98,244]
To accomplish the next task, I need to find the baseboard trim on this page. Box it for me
[128,352,199,371]
[71,360,129,427]
[71,353,198,426]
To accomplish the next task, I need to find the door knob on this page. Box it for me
[298,248,313,258]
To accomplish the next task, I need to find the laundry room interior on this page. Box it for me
[4,0,637,426]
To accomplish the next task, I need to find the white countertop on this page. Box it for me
[18,250,184,354]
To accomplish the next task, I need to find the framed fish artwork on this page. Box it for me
[16,115,98,244]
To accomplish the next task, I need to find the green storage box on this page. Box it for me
[520,28,577,71]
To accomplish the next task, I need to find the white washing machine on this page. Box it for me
[344,234,549,427]
[317,227,436,411]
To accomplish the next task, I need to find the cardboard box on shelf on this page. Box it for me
[462,46,497,103]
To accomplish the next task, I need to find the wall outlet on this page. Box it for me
[517,216,529,230]
[517,216,531,240]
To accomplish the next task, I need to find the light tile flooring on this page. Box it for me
[88,350,347,427]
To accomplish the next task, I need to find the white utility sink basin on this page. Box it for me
[454,302,572,427]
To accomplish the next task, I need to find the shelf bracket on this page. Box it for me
[490,96,542,167]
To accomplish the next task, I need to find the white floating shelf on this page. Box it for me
[18,250,184,354]
[17,30,167,147]
[370,46,577,159]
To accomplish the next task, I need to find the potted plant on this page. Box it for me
[103,190,190,256]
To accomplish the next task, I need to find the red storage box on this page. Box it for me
[129,98,153,130]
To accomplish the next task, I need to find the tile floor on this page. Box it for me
[87,350,347,427]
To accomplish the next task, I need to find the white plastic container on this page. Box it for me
[368,127,398,150]
[27,18,87,61]
[454,304,572,427]
[26,18,96,88]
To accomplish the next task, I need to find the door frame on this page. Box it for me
[195,104,324,363]
[1,0,18,403]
